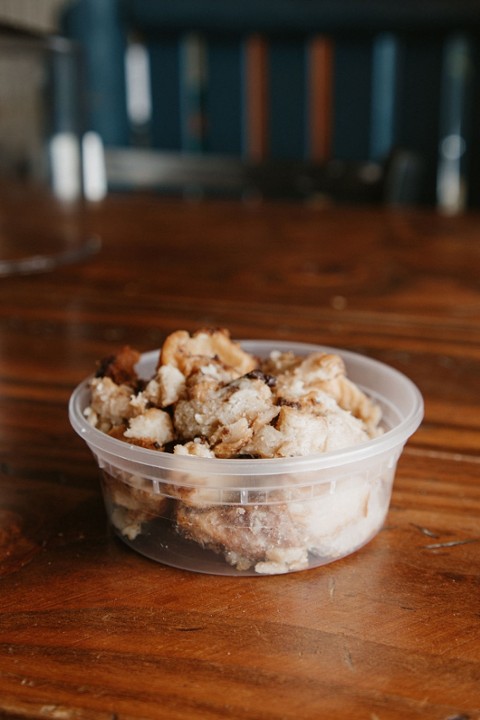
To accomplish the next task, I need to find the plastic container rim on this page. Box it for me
[69,340,424,477]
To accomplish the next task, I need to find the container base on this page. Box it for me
[111,514,383,576]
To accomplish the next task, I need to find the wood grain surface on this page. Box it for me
[0,196,479,719]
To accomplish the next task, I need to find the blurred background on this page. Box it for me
[1,0,480,212]
[0,0,70,192]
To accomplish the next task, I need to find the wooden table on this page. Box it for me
[0,195,479,719]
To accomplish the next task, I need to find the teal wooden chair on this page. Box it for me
[62,0,480,209]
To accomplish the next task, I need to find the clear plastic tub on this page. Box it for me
[69,341,423,575]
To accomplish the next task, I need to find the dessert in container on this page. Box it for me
[69,340,423,576]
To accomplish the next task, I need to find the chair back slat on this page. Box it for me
[308,36,334,163]
[332,39,373,162]
[243,35,269,161]
[369,33,400,161]
[65,0,129,145]
[148,38,182,150]
[267,37,309,159]
[395,37,444,205]
[205,37,243,154]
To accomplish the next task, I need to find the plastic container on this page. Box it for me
[69,340,423,575]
